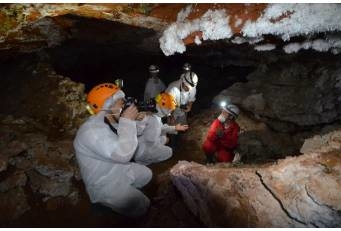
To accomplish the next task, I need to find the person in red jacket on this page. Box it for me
[202,103,240,164]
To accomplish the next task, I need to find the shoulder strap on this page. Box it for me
[104,117,118,135]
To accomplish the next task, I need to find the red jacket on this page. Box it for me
[206,119,239,148]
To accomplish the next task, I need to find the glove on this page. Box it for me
[216,129,224,138]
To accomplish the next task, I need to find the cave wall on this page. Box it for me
[0,52,88,137]
[214,51,341,131]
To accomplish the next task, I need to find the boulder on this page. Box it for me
[170,131,341,227]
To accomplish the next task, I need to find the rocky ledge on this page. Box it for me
[170,130,341,227]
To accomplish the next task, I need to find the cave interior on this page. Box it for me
[0,4,341,228]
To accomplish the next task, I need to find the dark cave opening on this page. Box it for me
[47,42,253,114]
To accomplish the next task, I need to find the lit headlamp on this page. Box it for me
[220,101,227,108]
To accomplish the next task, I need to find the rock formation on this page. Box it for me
[0,57,88,136]
[1,4,341,56]
[0,63,85,223]
[214,55,341,131]
[170,130,341,227]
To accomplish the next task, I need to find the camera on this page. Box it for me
[180,104,188,110]
[123,97,157,112]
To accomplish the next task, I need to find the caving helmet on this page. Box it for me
[86,83,121,114]
[183,63,191,71]
[149,64,159,73]
[222,104,240,119]
[182,71,198,88]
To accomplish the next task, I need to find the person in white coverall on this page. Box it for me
[73,83,152,217]
[166,63,199,125]
[134,92,188,165]
[144,64,166,102]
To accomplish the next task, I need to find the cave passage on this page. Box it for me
[2,13,340,228]
[48,46,252,114]
[44,18,255,175]
[0,16,255,227]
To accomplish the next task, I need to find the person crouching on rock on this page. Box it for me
[134,92,189,165]
[74,83,152,217]
[202,103,240,165]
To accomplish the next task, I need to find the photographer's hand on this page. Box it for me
[121,105,138,121]
[136,112,146,121]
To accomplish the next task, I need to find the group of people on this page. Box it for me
[73,63,241,217]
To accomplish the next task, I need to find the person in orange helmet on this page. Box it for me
[134,92,188,165]
[74,83,152,217]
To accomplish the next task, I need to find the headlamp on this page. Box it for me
[114,79,124,88]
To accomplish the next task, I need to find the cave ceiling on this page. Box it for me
[0,3,340,56]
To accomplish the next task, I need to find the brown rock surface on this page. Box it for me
[170,131,341,227]
[0,3,167,52]
[0,61,88,136]
[0,3,269,52]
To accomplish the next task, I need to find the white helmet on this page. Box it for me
[222,104,239,118]
[149,65,159,73]
[182,71,198,87]
[183,63,191,71]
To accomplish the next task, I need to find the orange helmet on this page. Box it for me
[87,83,120,114]
[155,92,177,111]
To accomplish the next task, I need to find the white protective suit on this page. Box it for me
[73,96,152,217]
[144,77,166,102]
[166,79,196,124]
[134,107,176,165]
